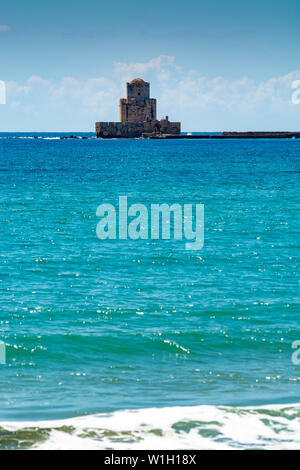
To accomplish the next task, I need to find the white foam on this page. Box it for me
[1,403,300,450]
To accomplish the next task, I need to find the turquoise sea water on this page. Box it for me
[0,134,299,449]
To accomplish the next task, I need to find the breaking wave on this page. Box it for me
[1,403,300,450]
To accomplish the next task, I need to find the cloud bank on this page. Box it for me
[2,55,300,131]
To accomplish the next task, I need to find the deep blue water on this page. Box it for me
[0,135,299,443]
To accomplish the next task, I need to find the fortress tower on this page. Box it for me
[120,78,157,123]
[95,79,180,138]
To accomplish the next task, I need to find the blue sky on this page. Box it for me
[0,0,300,131]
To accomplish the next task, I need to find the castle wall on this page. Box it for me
[158,119,181,135]
[120,98,156,123]
[96,119,181,138]
[96,122,145,138]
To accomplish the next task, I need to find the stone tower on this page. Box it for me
[95,78,181,138]
[120,78,157,123]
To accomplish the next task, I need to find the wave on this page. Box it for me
[1,403,300,450]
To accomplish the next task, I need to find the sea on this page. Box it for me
[0,132,299,449]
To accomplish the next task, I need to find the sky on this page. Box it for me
[0,0,300,131]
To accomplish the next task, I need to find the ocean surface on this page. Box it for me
[0,133,299,449]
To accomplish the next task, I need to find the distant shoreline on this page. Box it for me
[0,131,299,140]
[147,131,300,140]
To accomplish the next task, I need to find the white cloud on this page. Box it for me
[26,76,52,87]
[114,55,180,83]
[0,25,11,32]
[6,81,31,95]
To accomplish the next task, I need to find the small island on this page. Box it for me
[95,78,300,140]
[95,78,181,138]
